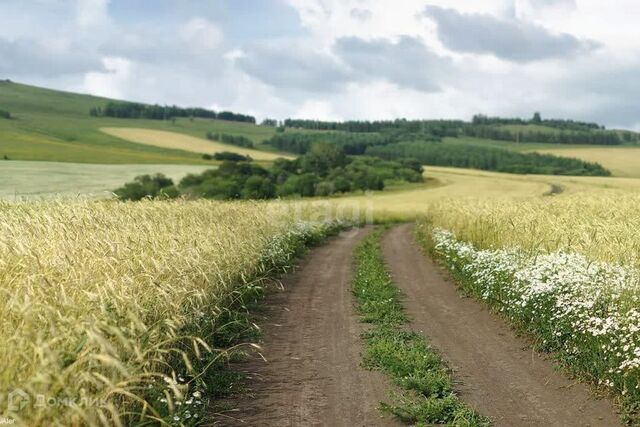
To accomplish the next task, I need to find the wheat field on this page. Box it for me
[531,146,640,178]
[101,128,291,161]
[0,199,337,425]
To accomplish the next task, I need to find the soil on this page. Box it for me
[380,224,621,427]
[208,228,396,426]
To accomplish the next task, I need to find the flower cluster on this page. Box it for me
[431,227,640,407]
[260,219,350,269]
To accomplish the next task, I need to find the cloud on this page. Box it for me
[75,0,110,28]
[179,17,223,52]
[235,41,351,92]
[349,8,372,21]
[0,38,104,77]
[83,56,131,99]
[547,60,640,128]
[333,36,450,91]
[98,17,227,77]
[4,0,640,129]
[527,0,576,9]
[424,5,598,62]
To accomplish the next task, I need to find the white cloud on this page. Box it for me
[75,0,110,29]
[83,57,131,99]
[180,17,223,52]
[5,0,640,127]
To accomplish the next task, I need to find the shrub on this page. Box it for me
[212,152,252,162]
[114,174,178,201]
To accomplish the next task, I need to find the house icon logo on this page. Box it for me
[7,389,29,412]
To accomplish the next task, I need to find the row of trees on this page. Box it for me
[282,118,465,135]
[464,126,622,145]
[114,144,424,201]
[281,114,626,142]
[264,132,393,155]
[90,101,256,123]
[202,151,252,162]
[366,141,611,176]
[471,113,603,131]
[206,132,254,148]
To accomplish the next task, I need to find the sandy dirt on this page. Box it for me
[208,228,396,426]
[381,224,621,427]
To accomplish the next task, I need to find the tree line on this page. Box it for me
[90,101,256,123]
[472,113,603,131]
[464,125,623,145]
[283,118,465,136]
[202,151,252,162]
[366,141,611,176]
[281,114,636,145]
[264,132,393,155]
[206,132,254,148]
[114,144,424,201]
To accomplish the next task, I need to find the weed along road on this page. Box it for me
[211,228,396,426]
[381,224,620,427]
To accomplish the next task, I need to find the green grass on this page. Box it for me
[0,160,213,199]
[0,81,280,164]
[352,227,489,426]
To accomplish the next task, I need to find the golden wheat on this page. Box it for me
[421,191,640,267]
[0,199,322,425]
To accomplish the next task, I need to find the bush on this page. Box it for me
[0,109,11,119]
[278,174,319,197]
[114,174,178,201]
[117,151,423,201]
[212,152,252,162]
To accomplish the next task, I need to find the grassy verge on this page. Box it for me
[352,227,490,426]
[417,223,638,424]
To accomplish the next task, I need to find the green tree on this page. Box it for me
[532,112,542,124]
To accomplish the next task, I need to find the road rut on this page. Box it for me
[209,228,395,426]
[381,224,620,427]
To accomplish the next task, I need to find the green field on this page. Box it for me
[0,160,212,199]
[0,81,280,164]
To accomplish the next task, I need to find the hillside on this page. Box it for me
[0,80,281,164]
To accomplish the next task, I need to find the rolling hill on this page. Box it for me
[0,80,283,164]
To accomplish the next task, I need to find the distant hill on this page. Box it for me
[0,81,279,164]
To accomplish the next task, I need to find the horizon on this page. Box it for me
[2,0,640,129]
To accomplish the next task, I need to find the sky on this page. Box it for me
[0,0,639,129]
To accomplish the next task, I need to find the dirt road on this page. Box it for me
[209,228,395,426]
[381,224,620,427]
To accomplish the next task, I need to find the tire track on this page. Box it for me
[381,224,620,427]
[209,227,396,426]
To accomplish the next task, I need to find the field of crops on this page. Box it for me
[533,146,640,178]
[0,199,344,425]
[101,128,291,161]
[418,192,640,420]
[324,165,640,221]
[0,161,211,199]
[443,137,640,178]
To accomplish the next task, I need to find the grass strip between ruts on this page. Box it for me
[352,227,490,426]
